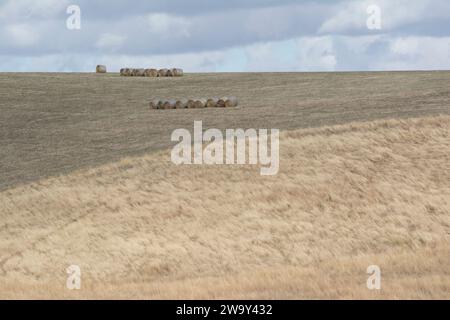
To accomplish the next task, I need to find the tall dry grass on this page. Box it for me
[0,116,449,299]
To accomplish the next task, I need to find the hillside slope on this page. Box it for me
[1,115,449,299]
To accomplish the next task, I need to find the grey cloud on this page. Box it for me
[1,0,450,72]
[70,0,305,18]
[0,1,332,56]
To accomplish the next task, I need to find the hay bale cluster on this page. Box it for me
[120,68,183,77]
[150,97,238,110]
[96,65,238,110]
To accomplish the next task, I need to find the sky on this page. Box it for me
[1,0,450,72]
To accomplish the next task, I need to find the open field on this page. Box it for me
[1,114,449,299]
[1,72,450,191]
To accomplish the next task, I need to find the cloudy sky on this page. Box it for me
[1,0,450,72]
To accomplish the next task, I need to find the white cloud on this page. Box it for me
[0,0,69,20]
[0,50,229,73]
[319,0,434,34]
[244,34,450,72]
[2,35,449,73]
[244,42,283,71]
[380,36,450,70]
[5,24,40,47]
[244,37,337,72]
[147,13,191,38]
[295,37,337,71]
[98,51,228,72]
[390,37,420,56]
[331,35,450,71]
[96,33,126,50]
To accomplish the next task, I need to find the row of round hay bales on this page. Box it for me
[150,97,238,110]
[120,68,183,77]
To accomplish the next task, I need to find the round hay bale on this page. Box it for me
[217,97,227,108]
[166,69,174,77]
[144,69,158,77]
[172,68,184,77]
[206,97,219,108]
[225,96,238,108]
[134,68,145,77]
[150,69,158,77]
[194,98,207,109]
[149,99,162,109]
[120,68,132,76]
[175,99,189,109]
[158,69,169,77]
[187,99,196,109]
[163,99,177,110]
[96,65,107,73]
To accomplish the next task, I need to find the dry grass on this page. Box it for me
[0,115,449,299]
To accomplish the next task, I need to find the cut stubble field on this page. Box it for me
[0,72,449,299]
[1,71,450,191]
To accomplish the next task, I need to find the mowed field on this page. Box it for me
[0,72,449,299]
[1,71,450,191]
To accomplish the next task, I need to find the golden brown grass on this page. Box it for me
[0,115,449,299]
